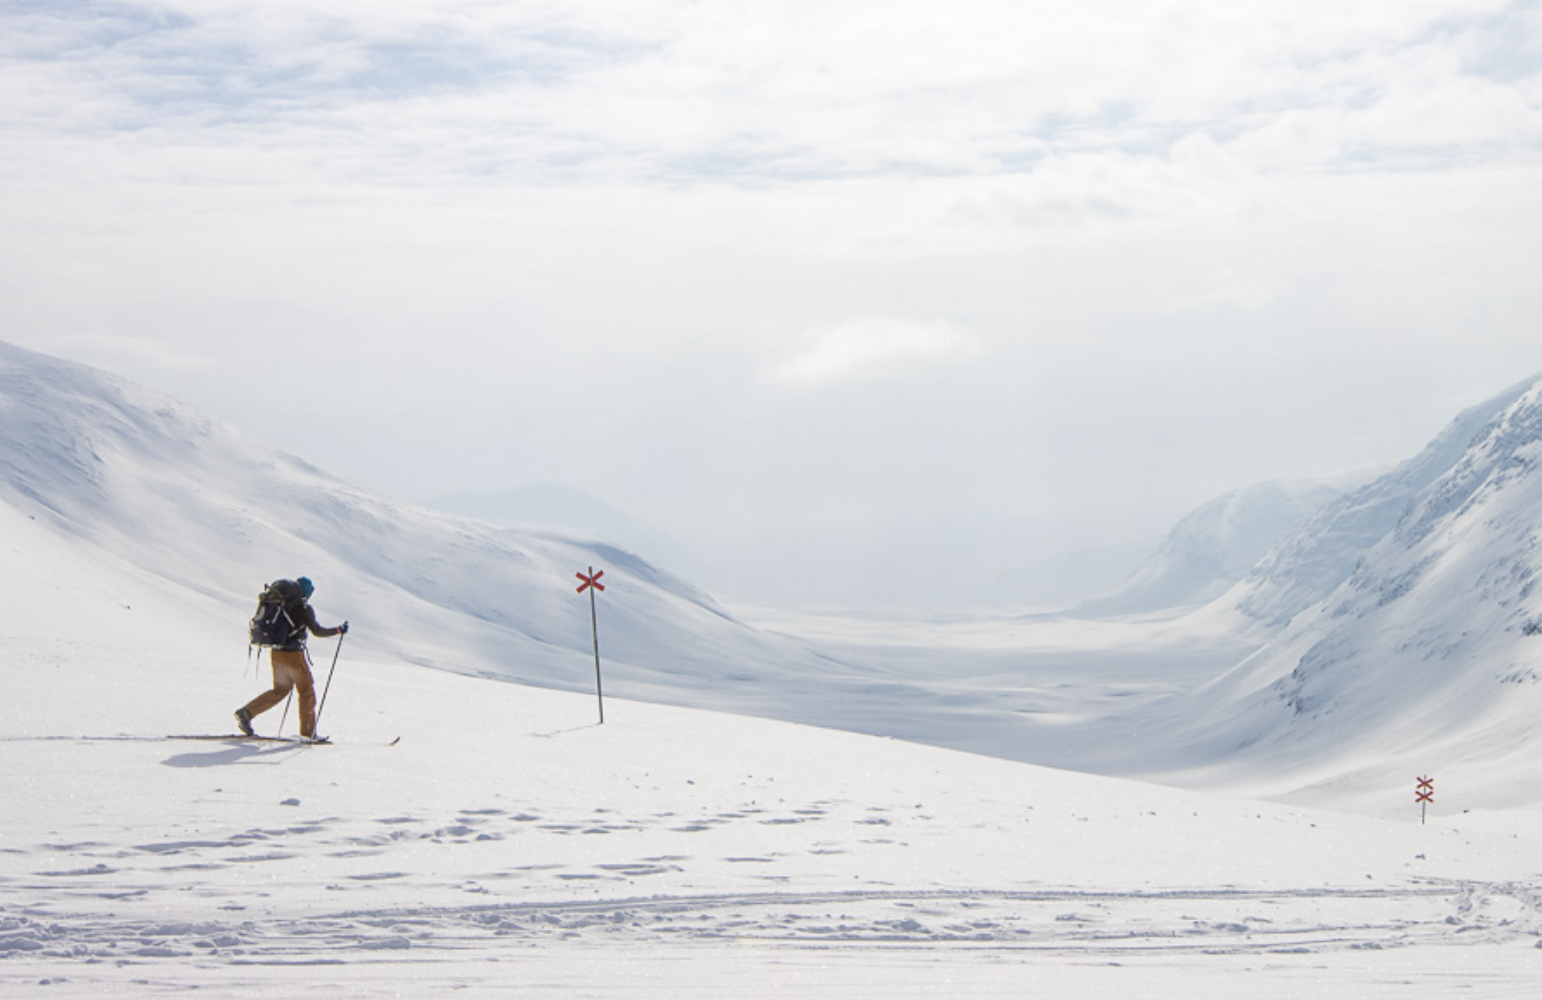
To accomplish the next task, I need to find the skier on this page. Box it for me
[235,577,348,739]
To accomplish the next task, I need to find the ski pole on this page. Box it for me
[314,630,346,732]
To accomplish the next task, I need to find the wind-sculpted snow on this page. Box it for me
[1225,379,1535,630]
[1394,383,1542,549]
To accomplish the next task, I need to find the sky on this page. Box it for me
[3,0,1542,609]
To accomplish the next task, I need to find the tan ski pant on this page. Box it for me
[243,649,317,737]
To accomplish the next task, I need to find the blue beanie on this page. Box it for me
[296,577,314,598]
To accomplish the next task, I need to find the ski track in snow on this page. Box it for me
[8,632,1542,996]
[8,663,1542,998]
[4,766,1540,966]
[3,882,1534,961]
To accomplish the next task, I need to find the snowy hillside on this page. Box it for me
[1123,376,1542,810]
[1228,380,1537,628]
[0,339,1259,770]
[9,341,1542,993]
[11,338,1542,821]
[0,340,844,717]
[6,581,1542,996]
[1078,479,1344,616]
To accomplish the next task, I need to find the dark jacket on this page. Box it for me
[278,601,344,652]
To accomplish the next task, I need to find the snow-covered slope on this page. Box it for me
[1078,479,1343,616]
[12,336,1542,821]
[0,340,1260,772]
[1132,376,1542,809]
[17,341,1540,996]
[1228,380,1537,628]
[0,340,841,714]
[8,597,1542,996]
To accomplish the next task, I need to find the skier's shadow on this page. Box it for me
[161,741,312,768]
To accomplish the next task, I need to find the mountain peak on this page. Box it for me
[1079,479,1344,616]
[1141,372,1542,807]
[1229,376,1542,628]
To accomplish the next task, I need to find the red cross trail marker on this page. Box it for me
[1416,776,1434,824]
[576,567,606,724]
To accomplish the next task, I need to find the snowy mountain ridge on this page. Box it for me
[1131,376,1542,808]
[9,337,1542,814]
[1079,478,1345,616]
[1228,378,1538,629]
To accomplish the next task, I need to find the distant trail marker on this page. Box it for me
[1416,776,1434,825]
[576,567,606,724]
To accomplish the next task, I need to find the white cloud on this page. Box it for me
[4,0,1542,610]
[8,0,1536,189]
[45,334,215,373]
[769,317,988,387]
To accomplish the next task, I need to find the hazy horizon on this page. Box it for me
[5,0,1541,607]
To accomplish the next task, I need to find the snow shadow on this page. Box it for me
[161,742,316,768]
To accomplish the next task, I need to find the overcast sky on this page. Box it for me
[4,1,1542,609]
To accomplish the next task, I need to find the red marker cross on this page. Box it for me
[577,568,605,594]
[1416,776,1434,803]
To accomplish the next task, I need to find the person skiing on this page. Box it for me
[236,576,348,740]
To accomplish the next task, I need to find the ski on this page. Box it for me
[170,734,331,745]
[168,734,400,746]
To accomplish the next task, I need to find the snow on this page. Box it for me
[7,339,1542,994]
[1229,378,1537,630]
[8,619,1542,996]
[1136,379,1542,812]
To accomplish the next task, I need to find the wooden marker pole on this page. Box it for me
[576,568,607,724]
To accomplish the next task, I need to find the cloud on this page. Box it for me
[44,334,214,373]
[4,0,1542,612]
[769,317,988,388]
[8,0,1537,191]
